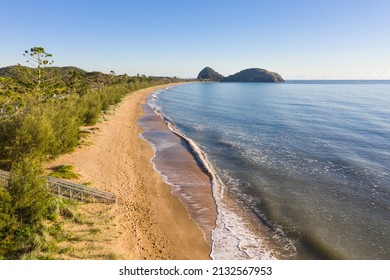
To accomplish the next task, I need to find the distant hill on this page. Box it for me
[0,65,192,96]
[222,68,284,82]
[0,65,86,79]
[197,67,224,81]
[0,65,122,89]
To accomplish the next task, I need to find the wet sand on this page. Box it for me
[138,99,217,245]
[47,83,211,259]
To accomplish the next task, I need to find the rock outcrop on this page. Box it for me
[221,68,284,82]
[197,67,225,81]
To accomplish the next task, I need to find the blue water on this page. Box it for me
[153,81,390,259]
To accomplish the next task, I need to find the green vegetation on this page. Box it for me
[49,165,80,179]
[0,46,189,259]
[221,68,285,82]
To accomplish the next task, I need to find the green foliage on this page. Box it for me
[24,47,53,67]
[47,223,66,241]
[0,77,24,122]
[23,47,54,94]
[68,70,87,95]
[44,97,81,155]
[0,46,188,259]
[10,107,55,161]
[8,157,52,224]
[49,165,80,179]
[0,77,18,96]
[45,195,80,224]
[80,91,102,125]
[0,156,53,259]
[0,75,182,169]
[0,171,86,259]
[0,186,15,248]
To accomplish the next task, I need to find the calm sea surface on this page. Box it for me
[148,81,390,259]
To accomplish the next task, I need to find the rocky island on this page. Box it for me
[197,67,225,81]
[197,67,284,82]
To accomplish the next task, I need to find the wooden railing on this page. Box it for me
[0,169,116,204]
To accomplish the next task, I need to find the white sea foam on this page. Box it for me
[142,82,390,260]
[148,93,277,260]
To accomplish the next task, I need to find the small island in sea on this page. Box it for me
[197,67,285,82]
[197,67,225,81]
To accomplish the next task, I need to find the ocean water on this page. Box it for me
[142,81,390,260]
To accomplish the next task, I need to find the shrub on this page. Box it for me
[49,165,80,179]
[0,156,53,259]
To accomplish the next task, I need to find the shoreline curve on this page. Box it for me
[46,83,211,259]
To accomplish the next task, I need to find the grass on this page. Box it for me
[89,227,101,234]
[16,196,118,259]
[104,253,121,260]
[49,165,80,179]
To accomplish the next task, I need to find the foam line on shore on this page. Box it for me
[148,87,277,260]
[46,83,211,259]
[139,89,216,247]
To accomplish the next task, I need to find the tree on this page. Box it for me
[107,70,116,84]
[23,47,53,93]
[0,77,17,121]
[68,70,87,95]
[0,156,53,259]
[19,47,64,100]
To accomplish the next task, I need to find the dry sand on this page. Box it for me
[47,84,211,259]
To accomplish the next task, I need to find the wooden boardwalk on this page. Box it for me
[0,169,116,204]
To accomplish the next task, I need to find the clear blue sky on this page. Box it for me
[1,0,389,79]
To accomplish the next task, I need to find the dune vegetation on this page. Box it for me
[0,47,187,259]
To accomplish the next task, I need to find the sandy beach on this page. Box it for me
[47,83,211,259]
